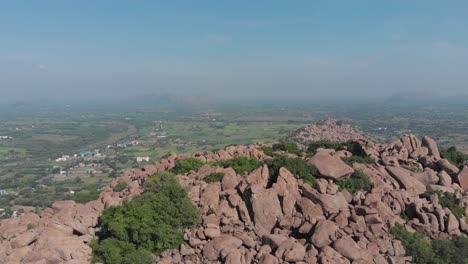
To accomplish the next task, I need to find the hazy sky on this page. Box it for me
[1,1,468,102]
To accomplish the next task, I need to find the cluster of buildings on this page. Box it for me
[116,140,140,148]
[55,149,104,162]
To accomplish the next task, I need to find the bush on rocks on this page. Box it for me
[112,182,128,192]
[272,141,301,155]
[265,155,317,186]
[204,172,225,183]
[214,157,262,175]
[336,169,373,194]
[391,224,468,264]
[91,172,200,263]
[172,158,204,174]
[441,146,468,168]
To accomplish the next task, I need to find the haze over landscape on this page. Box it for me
[1,1,468,102]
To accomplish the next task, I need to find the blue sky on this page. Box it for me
[1,1,468,101]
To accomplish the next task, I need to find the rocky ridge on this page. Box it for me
[281,119,369,146]
[1,128,468,263]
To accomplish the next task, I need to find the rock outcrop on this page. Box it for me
[282,119,369,146]
[1,123,467,264]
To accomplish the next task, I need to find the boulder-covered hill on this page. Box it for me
[1,123,468,263]
[281,119,370,146]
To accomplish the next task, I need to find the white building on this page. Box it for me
[136,156,150,162]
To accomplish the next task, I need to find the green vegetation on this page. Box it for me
[214,157,262,175]
[91,172,200,263]
[258,146,277,157]
[203,172,225,183]
[391,224,468,264]
[341,155,375,165]
[272,141,301,155]
[112,182,128,192]
[422,188,465,219]
[90,239,152,264]
[336,169,373,194]
[441,146,468,168]
[264,155,317,186]
[172,158,204,174]
[72,189,101,203]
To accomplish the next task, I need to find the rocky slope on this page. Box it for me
[282,119,369,146]
[1,126,468,263]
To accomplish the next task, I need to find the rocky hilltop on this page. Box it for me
[1,123,468,264]
[282,119,369,145]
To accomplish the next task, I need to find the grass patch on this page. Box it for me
[336,169,373,194]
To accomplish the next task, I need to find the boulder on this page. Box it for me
[437,159,460,176]
[259,254,279,264]
[245,165,269,188]
[251,188,282,235]
[438,171,453,187]
[200,184,221,214]
[307,149,354,179]
[297,197,325,221]
[385,166,426,196]
[319,245,351,264]
[310,220,339,248]
[457,166,468,190]
[422,136,441,159]
[274,238,306,262]
[202,235,243,261]
[333,236,370,261]
[221,168,239,191]
[414,168,438,186]
[302,185,348,214]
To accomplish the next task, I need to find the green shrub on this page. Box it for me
[441,146,468,168]
[391,224,468,264]
[172,158,204,174]
[336,169,373,194]
[90,238,153,264]
[214,157,262,175]
[259,146,278,157]
[112,182,128,192]
[272,142,301,155]
[422,188,465,219]
[264,155,317,186]
[92,172,200,263]
[391,224,437,264]
[204,172,225,183]
[341,155,375,165]
[143,171,175,193]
